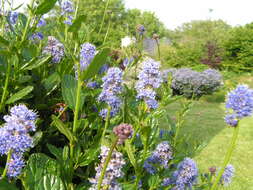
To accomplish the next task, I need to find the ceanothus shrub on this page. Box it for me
[162,68,223,98]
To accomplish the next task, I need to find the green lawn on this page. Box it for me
[163,100,253,190]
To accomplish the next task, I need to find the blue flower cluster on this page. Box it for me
[89,146,125,190]
[225,85,253,126]
[168,68,223,98]
[136,24,145,35]
[80,43,96,71]
[220,164,235,186]
[29,17,46,43]
[29,32,44,42]
[163,158,198,190]
[37,17,46,27]
[61,0,74,25]
[43,36,65,63]
[122,57,134,68]
[8,11,19,25]
[87,81,99,89]
[135,58,162,109]
[98,67,123,118]
[144,141,173,174]
[0,104,38,178]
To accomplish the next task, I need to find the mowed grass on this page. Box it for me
[162,100,253,190]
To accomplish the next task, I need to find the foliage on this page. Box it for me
[161,20,231,69]
[223,22,253,72]
[0,0,251,189]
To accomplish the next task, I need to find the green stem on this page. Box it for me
[102,16,111,45]
[20,0,35,45]
[73,62,82,134]
[1,0,5,35]
[210,125,240,190]
[101,106,111,141]
[0,60,11,112]
[155,39,161,61]
[1,150,12,179]
[173,117,182,147]
[98,0,110,35]
[97,137,118,190]
[74,0,80,19]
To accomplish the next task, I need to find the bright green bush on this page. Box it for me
[223,23,253,71]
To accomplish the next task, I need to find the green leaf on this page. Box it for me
[24,56,51,70]
[33,131,43,147]
[68,15,86,33]
[38,174,65,190]
[78,144,99,167]
[22,153,58,190]
[61,75,84,110]
[47,144,62,161]
[148,175,160,188]
[6,86,34,104]
[42,72,61,95]
[51,115,76,143]
[62,146,69,161]
[0,36,9,46]
[82,48,110,80]
[0,179,18,190]
[35,0,58,15]
[124,140,138,171]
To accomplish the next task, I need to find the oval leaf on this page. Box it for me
[38,174,65,190]
[51,115,76,143]
[6,86,34,104]
[24,56,51,70]
[35,0,58,15]
[61,75,84,110]
[22,153,58,190]
[82,48,110,80]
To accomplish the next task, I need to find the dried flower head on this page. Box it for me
[113,124,133,144]
[153,34,159,40]
[209,166,216,175]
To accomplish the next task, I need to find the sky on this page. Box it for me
[11,0,253,29]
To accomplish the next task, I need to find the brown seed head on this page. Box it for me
[113,123,133,144]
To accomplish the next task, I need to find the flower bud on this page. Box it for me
[113,123,133,144]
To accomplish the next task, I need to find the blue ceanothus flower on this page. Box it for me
[75,43,96,79]
[80,43,96,71]
[29,32,44,42]
[43,36,65,63]
[163,158,198,190]
[220,164,235,186]
[37,17,46,27]
[0,104,38,178]
[61,0,74,25]
[135,58,162,109]
[89,146,125,190]
[144,141,173,174]
[61,0,74,15]
[225,85,253,126]
[8,11,19,25]
[98,67,123,118]
[7,153,25,178]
